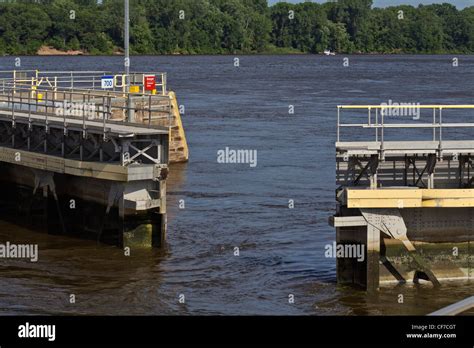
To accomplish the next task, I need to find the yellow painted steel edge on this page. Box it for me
[347,189,422,199]
[422,199,474,208]
[348,198,422,209]
[346,188,474,208]
[339,105,474,109]
[421,189,474,199]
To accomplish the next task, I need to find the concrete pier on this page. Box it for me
[0,70,186,248]
[330,105,474,291]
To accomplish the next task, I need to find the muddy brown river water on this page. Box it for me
[0,55,472,315]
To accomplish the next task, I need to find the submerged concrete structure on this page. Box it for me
[0,70,188,248]
[330,105,474,291]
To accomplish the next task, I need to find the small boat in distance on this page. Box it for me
[324,49,336,56]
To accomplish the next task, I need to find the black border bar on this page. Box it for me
[0,315,471,346]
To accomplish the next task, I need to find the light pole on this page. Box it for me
[124,0,130,79]
[124,0,133,122]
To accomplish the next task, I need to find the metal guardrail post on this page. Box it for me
[63,92,67,142]
[337,106,340,142]
[438,107,443,159]
[375,108,379,142]
[18,92,22,128]
[82,94,86,140]
[380,107,385,161]
[11,90,15,129]
[163,73,167,95]
[35,87,38,114]
[102,96,107,139]
[127,93,134,122]
[45,90,49,134]
[82,93,86,118]
[148,95,152,127]
[28,87,31,129]
[54,77,58,100]
[27,90,32,150]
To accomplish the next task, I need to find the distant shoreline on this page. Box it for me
[6,52,472,57]
[1,2,473,58]
[5,45,463,57]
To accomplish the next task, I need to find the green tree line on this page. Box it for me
[0,0,473,55]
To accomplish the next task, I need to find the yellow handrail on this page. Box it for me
[339,105,474,109]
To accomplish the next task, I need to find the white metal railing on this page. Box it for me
[0,70,168,96]
[429,296,474,316]
[0,87,171,130]
[0,80,172,131]
[337,105,474,158]
[0,70,172,124]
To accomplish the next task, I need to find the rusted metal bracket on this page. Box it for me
[360,208,440,287]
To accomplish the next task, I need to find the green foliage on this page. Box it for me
[0,2,52,54]
[0,0,473,55]
[270,1,474,54]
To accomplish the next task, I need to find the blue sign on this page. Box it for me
[101,75,114,89]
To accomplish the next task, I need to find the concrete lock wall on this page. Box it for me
[0,162,166,248]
